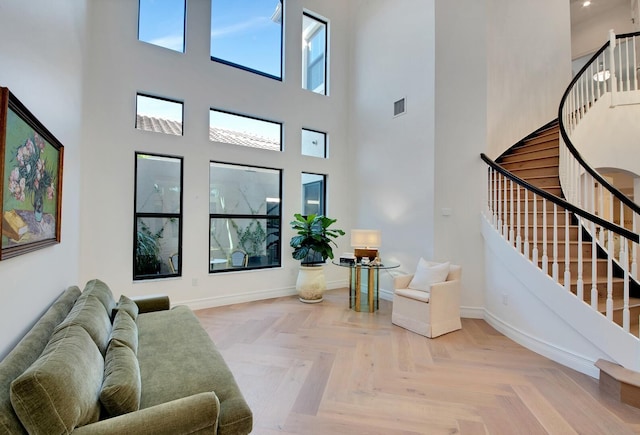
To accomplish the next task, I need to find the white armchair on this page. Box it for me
[391,262,462,338]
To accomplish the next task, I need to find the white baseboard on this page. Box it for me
[460,306,484,319]
[176,279,348,311]
[483,309,599,378]
[380,288,393,301]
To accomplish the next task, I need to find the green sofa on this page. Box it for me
[0,279,252,435]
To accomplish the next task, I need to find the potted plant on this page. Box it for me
[290,213,344,303]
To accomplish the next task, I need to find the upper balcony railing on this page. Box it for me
[558,30,640,278]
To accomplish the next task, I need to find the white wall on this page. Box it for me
[0,0,86,358]
[434,0,571,315]
[487,0,572,159]
[79,1,353,306]
[434,0,488,316]
[571,96,640,177]
[348,0,436,289]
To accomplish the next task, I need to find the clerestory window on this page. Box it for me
[302,12,327,94]
[138,0,186,53]
[210,0,284,80]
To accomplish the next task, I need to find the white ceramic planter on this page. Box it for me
[296,265,326,303]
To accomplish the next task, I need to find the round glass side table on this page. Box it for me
[332,261,400,312]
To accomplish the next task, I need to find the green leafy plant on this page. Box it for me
[136,221,163,275]
[290,213,345,264]
[233,219,267,257]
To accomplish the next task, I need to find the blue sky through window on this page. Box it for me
[137,95,183,122]
[138,0,283,77]
[211,0,283,79]
[138,0,186,52]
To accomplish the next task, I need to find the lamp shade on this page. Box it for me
[350,229,381,248]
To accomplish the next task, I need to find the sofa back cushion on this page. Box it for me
[54,295,111,355]
[10,325,103,435]
[114,294,139,321]
[110,309,138,354]
[100,339,141,417]
[0,286,81,435]
[81,279,116,315]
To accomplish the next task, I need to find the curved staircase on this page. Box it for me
[495,121,640,335]
[481,29,640,406]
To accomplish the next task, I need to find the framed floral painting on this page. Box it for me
[0,87,63,260]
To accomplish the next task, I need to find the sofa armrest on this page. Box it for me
[132,294,170,313]
[72,392,219,435]
[393,274,414,291]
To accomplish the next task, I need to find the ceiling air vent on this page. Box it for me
[393,97,406,117]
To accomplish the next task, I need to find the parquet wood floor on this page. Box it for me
[195,288,640,434]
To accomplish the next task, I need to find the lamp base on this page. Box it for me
[354,248,378,262]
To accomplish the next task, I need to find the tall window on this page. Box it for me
[210,109,282,151]
[302,13,327,94]
[134,153,183,280]
[138,0,186,52]
[211,0,284,80]
[209,162,281,272]
[136,94,183,136]
[301,128,327,158]
[302,173,325,216]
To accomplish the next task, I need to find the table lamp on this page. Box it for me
[350,229,381,262]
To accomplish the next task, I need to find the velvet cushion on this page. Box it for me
[81,279,116,315]
[100,340,141,417]
[110,310,138,354]
[115,294,139,321]
[408,259,450,292]
[10,325,103,434]
[55,295,112,355]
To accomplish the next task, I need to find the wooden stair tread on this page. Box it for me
[507,141,559,156]
[596,297,640,311]
[498,149,559,164]
[524,133,559,144]
[517,175,560,183]
[508,163,558,171]
[500,159,559,169]
[511,137,558,149]
[596,359,640,409]
[520,138,559,149]
[596,359,640,388]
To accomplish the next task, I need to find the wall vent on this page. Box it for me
[393,97,406,117]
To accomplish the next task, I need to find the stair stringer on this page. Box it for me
[481,213,640,377]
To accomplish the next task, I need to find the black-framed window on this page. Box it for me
[302,12,327,94]
[138,0,186,53]
[210,0,284,80]
[136,94,184,136]
[209,162,281,272]
[134,153,183,280]
[302,173,325,216]
[210,108,282,151]
[301,128,327,158]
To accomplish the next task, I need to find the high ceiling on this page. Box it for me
[570,0,629,28]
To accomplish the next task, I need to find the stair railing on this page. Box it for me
[482,154,640,335]
[558,30,640,278]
